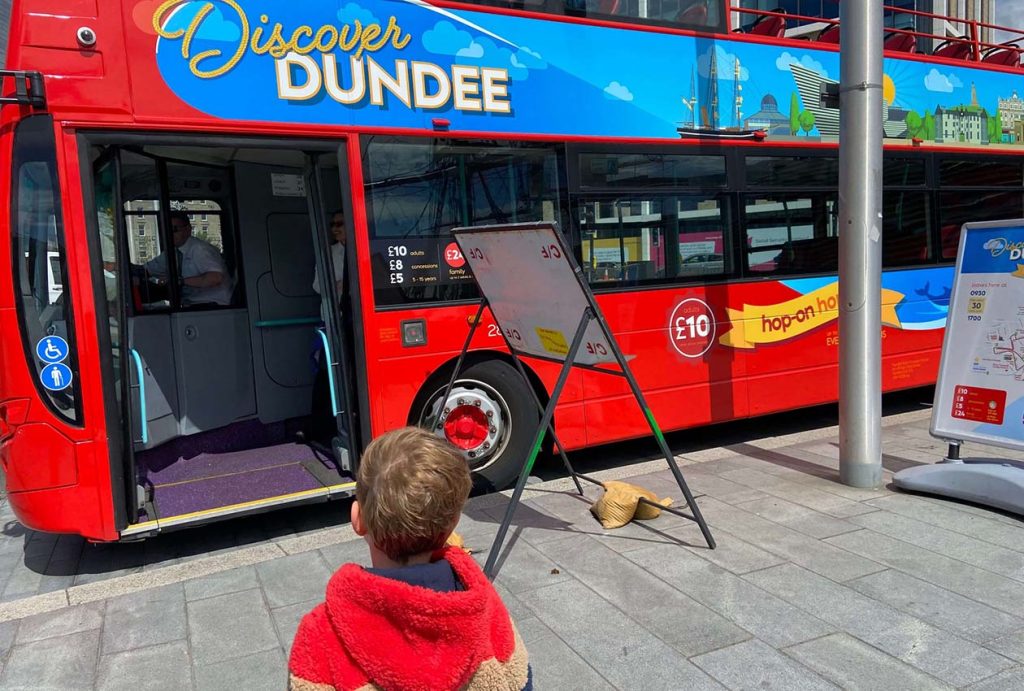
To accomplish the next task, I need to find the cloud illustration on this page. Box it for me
[421,25,545,81]
[698,45,749,81]
[423,21,476,56]
[515,46,546,69]
[775,51,829,78]
[337,2,379,27]
[457,41,485,58]
[604,81,633,101]
[189,6,242,42]
[924,68,963,93]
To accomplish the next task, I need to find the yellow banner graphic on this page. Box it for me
[719,282,904,350]
[1012,264,1024,279]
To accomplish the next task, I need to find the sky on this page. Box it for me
[994,3,1024,42]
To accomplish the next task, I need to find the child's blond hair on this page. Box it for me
[356,427,472,562]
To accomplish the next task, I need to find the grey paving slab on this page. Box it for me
[271,598,318,651]
[826,528,1024,618]
[481,501,578,546]
[186,589,279,666]
[0,620,16,659]
[849,510,1024,582]
[1,629,100,690]
[35,561,76,595]
[317,537,369,570]
[718,468,877,518]
[966,666,1024,691]
[847,569,1024,644]
[193,647,288,691]
[184,565,259,602]
[694,639,839,690]
[102,584,186,655]
[15,601,103,644]
[531,532,750,656]
[526,634,615,691]
[733,496,862,539]
[693,497,884,582]
[521,579,723,690]
[784,633,953,690]
[746,563,1015,686]
[665,519,789,574]
[479,535,575,594]
[509,616,552,646]
[254,551,333,608]
[865,493,1024,553]
[96,641,193,691]
[624,542,835,648]
[986,629,1024,665]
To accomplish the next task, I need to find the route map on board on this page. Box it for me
[932,220,1024,449]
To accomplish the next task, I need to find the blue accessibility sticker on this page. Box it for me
[40,363,73,392]
[36,336,69,364]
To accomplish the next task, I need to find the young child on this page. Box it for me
[289,427,531,690]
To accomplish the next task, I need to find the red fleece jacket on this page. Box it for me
[288,546,530,691]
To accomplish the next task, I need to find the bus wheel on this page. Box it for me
[421,360,539,491]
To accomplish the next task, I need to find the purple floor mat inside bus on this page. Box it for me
[153,462,322,519]
[141,443,331,519]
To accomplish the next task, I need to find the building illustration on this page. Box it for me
[744,94,790,135]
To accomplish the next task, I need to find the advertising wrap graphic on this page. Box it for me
[716,269,952,350]
[148,1,1024,145]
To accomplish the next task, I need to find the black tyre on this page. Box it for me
[418,359,539,491]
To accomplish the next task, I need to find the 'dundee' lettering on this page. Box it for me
[153,1,513,114]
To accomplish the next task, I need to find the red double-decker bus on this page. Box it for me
[1,0,1022,540]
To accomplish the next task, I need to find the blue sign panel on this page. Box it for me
[40,363,73,392]
[36,336,69,364]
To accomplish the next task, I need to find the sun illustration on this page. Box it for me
[883,74,896,105]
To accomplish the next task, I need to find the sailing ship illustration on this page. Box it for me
[677,55,765,140]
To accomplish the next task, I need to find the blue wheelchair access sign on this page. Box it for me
[40,363,73,392]
[36,336,69,364]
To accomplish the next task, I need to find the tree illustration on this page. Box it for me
[789,93,801,135]
[923,112,936,140]
[988,108,1002,142]
[798,110,816,136]
[905,111,923,139]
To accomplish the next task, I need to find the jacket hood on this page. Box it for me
[325,546,516,691]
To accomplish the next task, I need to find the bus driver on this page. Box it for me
[145,210,233,306]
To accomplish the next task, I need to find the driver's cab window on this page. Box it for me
[121,153,237,312]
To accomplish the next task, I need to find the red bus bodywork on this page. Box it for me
[0,0,1019,540]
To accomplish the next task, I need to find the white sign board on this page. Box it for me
[932,219,1024,450]
[453,223,616,366]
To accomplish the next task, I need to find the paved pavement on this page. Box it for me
[0,399,1023,689]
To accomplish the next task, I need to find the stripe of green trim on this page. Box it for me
[644,408,668,446]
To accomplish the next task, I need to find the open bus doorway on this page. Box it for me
[88,139,359,536]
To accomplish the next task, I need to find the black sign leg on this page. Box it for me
[484,310,594,578]
[508,351,584,496]
[596,319,716,550]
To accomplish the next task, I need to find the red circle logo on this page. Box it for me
[444,243,466,268]
[669,299,716,358]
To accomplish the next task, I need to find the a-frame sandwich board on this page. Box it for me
[434,222,715,578]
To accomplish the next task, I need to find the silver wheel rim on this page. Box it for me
[424,378,512,472]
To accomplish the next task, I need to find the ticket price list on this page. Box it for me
[950,385,1006,425]
[372,239,476,287]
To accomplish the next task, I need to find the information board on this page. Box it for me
[932,219,1024,450]
[453,223,617,366]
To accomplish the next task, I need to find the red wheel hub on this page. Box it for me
[443,405,489,450]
